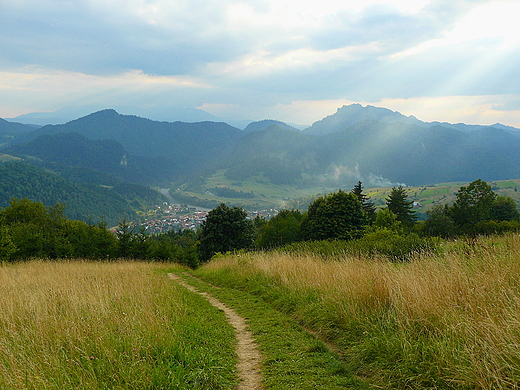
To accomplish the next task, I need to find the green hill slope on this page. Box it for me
[13,109,244,180]
[0,162,137,225]
[5,132,176,185]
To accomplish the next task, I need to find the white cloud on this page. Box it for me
[377,95,520,127]
[1,0,520,129]
[0,68,208,116]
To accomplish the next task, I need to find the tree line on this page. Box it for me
[0,198,197,266]
[196,179,520,262]
[1,179,518,265]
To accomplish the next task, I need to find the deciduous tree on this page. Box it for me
[491,195,520,221]
[197,203,254,262]
[301,190,367,241]
[450,179,496,228]
[423,205,455,238]
[257,209,302,249]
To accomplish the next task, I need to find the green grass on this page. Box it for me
[0,261,238,390]
[419,187,450,196]
[0,153,21,162]
[170,269,370,389]
[194,236,520,389]
[494,180,518,188]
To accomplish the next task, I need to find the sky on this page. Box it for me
[1,0,520,127]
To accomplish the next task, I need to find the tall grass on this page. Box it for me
[197,234,520,389]
[0,260,237,389]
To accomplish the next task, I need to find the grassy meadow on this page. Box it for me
[195,233,520,389]
[176,175,520,216]
[0,261,237,390]
[5,234,520,389]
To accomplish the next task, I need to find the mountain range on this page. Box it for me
[1,103,520,214]
[6,105,222,126]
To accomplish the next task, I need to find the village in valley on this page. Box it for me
[138,202,279,234]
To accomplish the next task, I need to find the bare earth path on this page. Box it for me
[167,273,263,390]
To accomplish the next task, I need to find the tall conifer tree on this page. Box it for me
[385,186,417,227]
[351,181,376,222]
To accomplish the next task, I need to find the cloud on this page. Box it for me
[377,95,520,127]
[1,0,520,128]
[0,68,209,116]
[0,0,255,75]
[307,5,439,53]
[0,0,474,77]
[367,173,406,188]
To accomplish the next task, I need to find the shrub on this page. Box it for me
[347,229,438,262]
[282,230,438,262]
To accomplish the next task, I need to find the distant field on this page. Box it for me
[0,153,21,162]
[180,172,520,212]
[182,169,329,209]
[366,179,520,215]
[0,261,237,390]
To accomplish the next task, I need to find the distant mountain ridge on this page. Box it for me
[7,105,221,126]
[243,120,300,133]
[219,119,520,188]
[0,118,36,133]
[0,118,37,147]
[1,104,520,211]
[303,103,520,137]
[9,109,244,182]
[303,104,424,136]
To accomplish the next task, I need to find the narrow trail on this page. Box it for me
[167,273,264,390]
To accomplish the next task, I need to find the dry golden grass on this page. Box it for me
[0,260,237,389]
[202,234,520,388]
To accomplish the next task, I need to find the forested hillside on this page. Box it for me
[11,109,244,180]
[0,118,35,147]
[5,132,176,185]
[0,162,138,225]
[210,119,520,190]
[316,121,520,185]
[2,104,520,212]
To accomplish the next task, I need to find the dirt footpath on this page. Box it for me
[167,273,263,390]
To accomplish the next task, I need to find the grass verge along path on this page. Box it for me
[195,237,520,389]
[168,273,263,390]
[169,270,369,390]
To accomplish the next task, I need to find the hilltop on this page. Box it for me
[1,104,520,213]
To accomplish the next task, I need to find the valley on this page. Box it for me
[167,175,520,222]
[1,103,520,227]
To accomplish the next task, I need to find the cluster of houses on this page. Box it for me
[140,203,209,234]
[138,203,281,234]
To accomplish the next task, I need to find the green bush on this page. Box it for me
[473,220,520,235]
[282,229,438,262]
[347,229,438,262]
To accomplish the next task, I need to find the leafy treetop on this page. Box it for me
[197,203,254,262]
[301,190,368,241]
